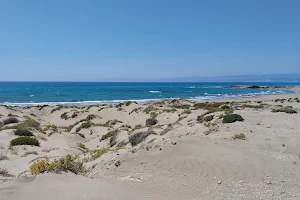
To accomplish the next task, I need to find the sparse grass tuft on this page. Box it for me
[204,115,214,122]
[129,131,156,146]
[86,114,97,120]
[232,133,246,140]
[10,137,40,147]
[14,129,34,136]
[242,104,264,109]
[222,114,244,123]
[100,129,119,141]
[22,151,38,157]
[77,143,87,149]
[0,153,9,160]
[182,109,191,114]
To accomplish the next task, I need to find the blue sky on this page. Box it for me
[0,0,299,81]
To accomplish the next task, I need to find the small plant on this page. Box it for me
[242,104,264,109]
[81,121,93,129]
[232,133,246,140]
[3,117,19,125]
[86,148,110,161]
[146,118,158,127]
[109,135,117,147]
[218,114,225,119]
[86,114,97,120]
[22,151,38,157]
[61,112,68,120]
[204,115,214,122]
[222,114,244,123]
[10,137,40,147]
[100,129,119,141]
[129,131,156,146]
[14,129,34,136]
[150,112,158,119]
[30,155,85,175]
[220,105,230,110]
[272,108,297,114]
[125,101,133,106]
[0,168,13,177]
[77,143,87,149]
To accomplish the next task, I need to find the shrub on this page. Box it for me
[3,117,19,125]
[182,109,191,114]
[0,168,13,177]
[61,112,68,120]
[87,148,110,161]
[150,112,158,119]
[81,121,93,129]
[14,129,34,136]
[10,137,40,146]
[86,114,97,120]
[125,101,133,106]
[30,155,85,175]
[222,114,244,123]
[129,131,156,146]
[146,118,158,127]
[100,129,119,141]
[232,133,246,140]
[109,135,117,147]
[204,115,214,122]
[77,143,87,149]
[242,104,264,109]
[271,108,297,114]
[220,105,230,110]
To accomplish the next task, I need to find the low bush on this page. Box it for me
[87,148,110,161]
[81,121,93,129]
[61,112,68,120]
[10,137,40,147]
[3,117,19,125]
[232,133,246,140]
[14,129,34,136]
[272,108,297,114]
[22,151,38,157]
[100,129,119,141]
[220,105,230,110]
[86,114,97,120]
[204,115,214,122]
[30,155,85,175]
[0,168,13,177]
[146,118,158,127]
[77,143,87,149]
[222,114,244,123]
[129,131,156,146]
[182,109,191,114]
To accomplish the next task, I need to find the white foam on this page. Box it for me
[149,91,162,94]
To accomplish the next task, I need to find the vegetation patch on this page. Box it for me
[86,114,97,120]
[109,135,117,147]
[272,108,297,114]
[204,115,214,122]
[22,151,38,157]
[0,168,13,177]
[0,153,9,161]
[182,109,191,114]
[84,148,110,162]
[77,143,87,149]
[129,131,156,146]
[100,129,119,141]
[30,155,85,175]
[232,133,246,140]
[3,117,19,125]
[222,114,244,123]
[242,104,264,109]
[146,118,158,127]
[10,137,40,147]
[14,129,34,136]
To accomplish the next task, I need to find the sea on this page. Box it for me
[0,82,298,106]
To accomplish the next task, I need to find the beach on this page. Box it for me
[1,91,300,200]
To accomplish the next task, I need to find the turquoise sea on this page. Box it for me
[0,82,298,106]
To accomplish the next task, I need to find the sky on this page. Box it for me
[0,0,299,81]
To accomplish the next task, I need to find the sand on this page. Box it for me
[1,91,300,199]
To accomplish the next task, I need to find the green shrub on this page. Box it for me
[3,117,19,125]
[10,137,40,146]
[129,131,156,146]
[220,105,230,110]
[271,108,297,114]
[100,129,119,141]
[222,114,244,123]
[61,112,68,120]
[14,129,34,136]
[146,118,158,127]
[232,133,246,140]
[182,109,191,114]
[30,154,85,175]
[86,114,97,120]
[81,121,93,129]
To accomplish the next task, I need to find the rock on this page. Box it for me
[218,181,222,184]
[115,160,121,167]
[171,141,177,145]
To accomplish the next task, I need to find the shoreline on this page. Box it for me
[1,86,299,107]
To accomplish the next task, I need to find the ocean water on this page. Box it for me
[0,82,297,106]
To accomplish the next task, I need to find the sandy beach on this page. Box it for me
[1,91,300,200]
